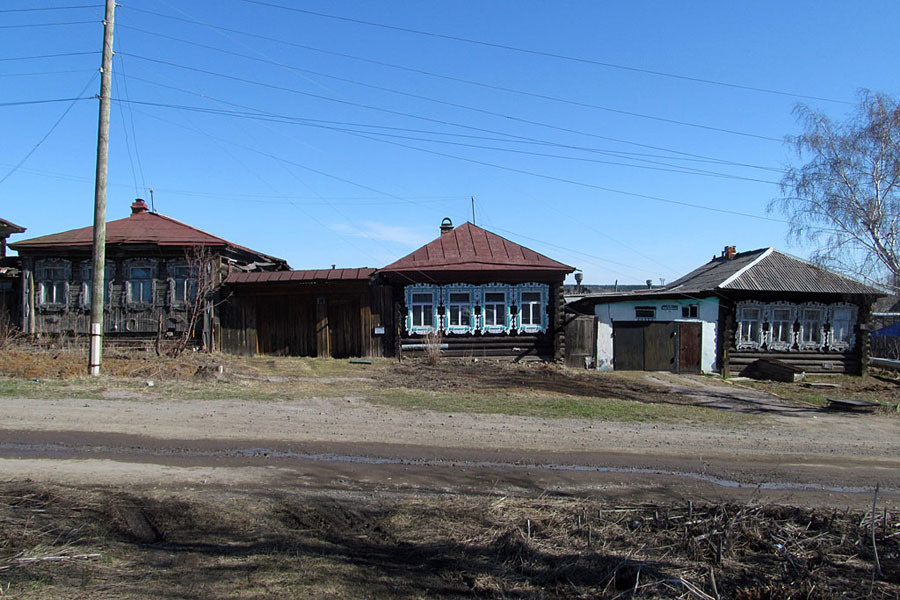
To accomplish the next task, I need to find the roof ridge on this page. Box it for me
[718,247,774,288]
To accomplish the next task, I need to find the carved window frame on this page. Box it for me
[167,261,197,308]
[442,284,478,335]
[125,259,157,308]
[480,283,513,334]
[826,303,857,351]
[516,283,548,334]
[405,284,439,335]
[36,258,70,311]
[797,302,827,350]
[765,303,796,351]
[735,301,765,350]
[80,260,115,310]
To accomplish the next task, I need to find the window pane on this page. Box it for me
[131,267,153,279]
[449,292,470,303]
[744,308,760,319]
[485,292,504,302]
[773,309,791,320]
[522,292,541,302]
[412,293,432,303]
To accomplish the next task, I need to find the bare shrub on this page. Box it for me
[423,329,443,366]
[0,311,22,350]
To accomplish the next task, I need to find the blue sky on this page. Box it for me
[2,1,898,284]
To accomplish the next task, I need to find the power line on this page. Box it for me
[0,5,102,12]
[118,21,781,143]
[0,51,98,62]
[235,0,852,105]
[0,68,97,78]
[119,51,781,176]
[0,97,94,107]
[0,20,98,29]
[0,72,98,187]
[113,97,780,185]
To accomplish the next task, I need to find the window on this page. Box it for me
[768,306,795,350]
[799,307,824,349]
[828,305,856,350]
[737,305,763,349]
[483,291,506,328]
[169,264,195,304]
[520,292,543,326]
[128,265,154,304]
[635,306,656,319]
[447,291,473,330]
[82,262,114,307]
[681,304,698,318]
[406,286,438,334]
[39,265,67,305]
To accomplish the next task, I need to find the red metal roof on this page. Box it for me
[226,268,375,285]
[9,208,284,265]
[379,222,573,273]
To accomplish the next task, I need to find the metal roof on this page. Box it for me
[664,247,883,295]
[10,206,285,266]
[379,221,573,274]
[226,268,375,285]
[0,218,26,235]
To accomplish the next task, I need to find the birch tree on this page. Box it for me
[773,92,900,292]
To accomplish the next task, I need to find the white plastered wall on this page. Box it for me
[593,297,719,373]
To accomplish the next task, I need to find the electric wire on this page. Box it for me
[234,0,851,105]
[0,72,98,187]
[0,97,95,107]
[118,22,781,143]
[0,5,102,12]
[115,8,782,171]
[112,40,147,195]
[0,20,98,29]
[0,51,98,62]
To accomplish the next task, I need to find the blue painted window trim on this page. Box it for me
[405,284,439,334]
[443,284,477,335]
[480,283,513,334]
[516,283,549,334]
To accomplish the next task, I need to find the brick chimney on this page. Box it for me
[440,217,453,235]
[131,198,149,215]
[723,245,737,260]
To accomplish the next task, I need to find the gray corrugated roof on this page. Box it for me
[666,247,883,295]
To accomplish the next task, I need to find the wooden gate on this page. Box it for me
[614,321,697,372]
[327,297,362,358]
[565,314,597,368]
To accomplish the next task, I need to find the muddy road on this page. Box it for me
[1,381,898,509]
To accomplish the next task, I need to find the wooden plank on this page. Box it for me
[643,322,676,372]
[677,321,702,374]
[613,323,644,370]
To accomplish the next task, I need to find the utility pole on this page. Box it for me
[88,0,116,376]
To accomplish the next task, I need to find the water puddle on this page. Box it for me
[0,442,894,495]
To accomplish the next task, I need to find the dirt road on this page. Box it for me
[1,375,898,509]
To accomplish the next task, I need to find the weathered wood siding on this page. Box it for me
[564,313,597,368]
[219,281,391,358]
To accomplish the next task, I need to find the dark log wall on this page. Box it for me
[720,293,877,376]
[20,254,214,338]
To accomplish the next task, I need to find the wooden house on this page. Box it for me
[9,199,287,348]
[379,219,575,360]
[568,246,886,375]
[0,218,26,327]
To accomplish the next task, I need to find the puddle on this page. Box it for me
[0,441,894,495]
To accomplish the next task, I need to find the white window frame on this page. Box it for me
[736,301,765,350]
[481,284,512,334]
[798,303,826,350]
[443,284,477,334]
[516,283,548,334]
[766,303,796,351]
[126,260,156,306]
[36,259,70,309]
[405,284,439,334]
[826,303,857,351]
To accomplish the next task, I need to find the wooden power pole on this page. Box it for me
[89,0,116,376]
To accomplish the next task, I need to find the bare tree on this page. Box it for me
[773,91,900,292]
[169,246,216,358]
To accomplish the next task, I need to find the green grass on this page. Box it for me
[369,387,753,424]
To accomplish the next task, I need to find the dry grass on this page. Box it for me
[0,481,897,598]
